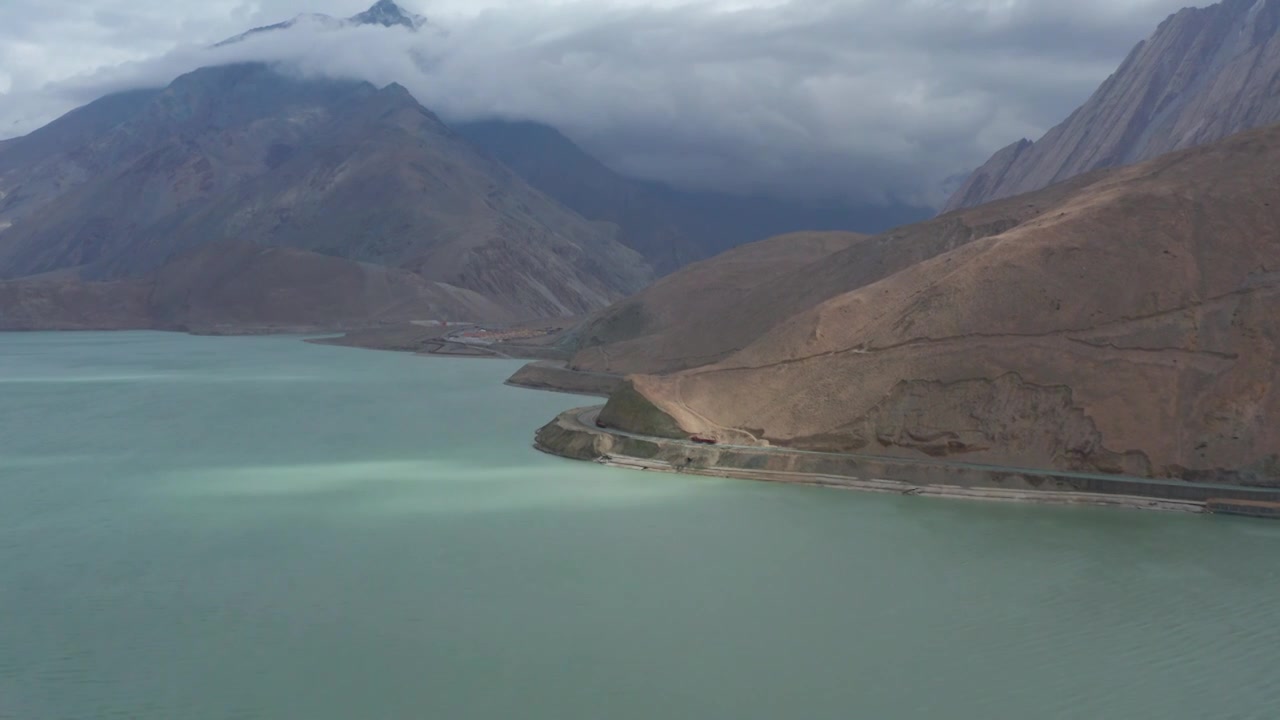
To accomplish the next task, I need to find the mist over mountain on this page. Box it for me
[0,0,1196,208]
[216,0,430,47]
[456,120,930,273]
[3,0,1275,347]
[517,0,1280,488]
[0,61,652,323]
[945,0,1280,211]
[0,1,936,331]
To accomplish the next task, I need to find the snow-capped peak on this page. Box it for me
[215,1,427,47]
[349,0,427,30]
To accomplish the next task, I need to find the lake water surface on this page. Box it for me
[2,332,1279,719]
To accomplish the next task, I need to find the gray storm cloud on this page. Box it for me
[0,0,1195,206]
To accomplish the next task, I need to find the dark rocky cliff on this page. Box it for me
[945,0,1280,212]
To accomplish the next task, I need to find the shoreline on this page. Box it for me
[533,405,1280,516]
[574,452,1206,514]
[9,329,1272,516]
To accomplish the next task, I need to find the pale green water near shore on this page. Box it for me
[3,332,1280,719]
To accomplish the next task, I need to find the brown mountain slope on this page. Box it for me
[147,242,512,332]
[569,169,1112,377]
[567,232,867,375]
[0,279,154,331]
[0,241,510,332]
[0,64,651,319]
[945,0,1280,212]
[0,89,161,175]
[609,123,1280,485]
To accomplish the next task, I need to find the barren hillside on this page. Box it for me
[607,124,1280,485]
[571,169,1113,376]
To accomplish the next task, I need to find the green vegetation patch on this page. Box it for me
[599,381,686,439]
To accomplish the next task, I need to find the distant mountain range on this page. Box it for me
[0,62,650,324]
[0,0,928,330]
[945,0,1280,211]
[456,121,928,274]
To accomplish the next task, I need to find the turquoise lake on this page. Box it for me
[2,331,1279,719]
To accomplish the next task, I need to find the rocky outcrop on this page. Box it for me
[943,140,1030,213]
[823,375,1153,477]
[349,0,427,29]
[602,123,1280,485]
[945,0,1280,212]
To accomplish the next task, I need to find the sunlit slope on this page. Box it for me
[611,123,1280,484]
[568,167,1110,376]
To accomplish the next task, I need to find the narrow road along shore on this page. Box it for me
[535,406,1280,515]
[593,454,1204,513]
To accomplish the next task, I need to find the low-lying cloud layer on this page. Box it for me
[0,0,1194,206]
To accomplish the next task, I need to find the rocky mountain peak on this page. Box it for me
[349,0,427,29]
[215,1,426,46]
[943,0,1280,213]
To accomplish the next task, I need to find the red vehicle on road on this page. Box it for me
[690,435,718,445]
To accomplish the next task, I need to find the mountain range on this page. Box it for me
[0,0,928,330]
[2,0,1277,485]
[0,62,650,324]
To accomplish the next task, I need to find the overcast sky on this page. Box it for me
[0,0,1198,206]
